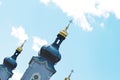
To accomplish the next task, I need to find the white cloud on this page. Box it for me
[10,70,23,80]
[100,22,104,28]
[11,26,29,43]
[40,0,120,31]
[32,36,48,52]
[0,1,2,5]
[40,0,50,5]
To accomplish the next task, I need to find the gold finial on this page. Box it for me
[65,20,72,31]
[59,20,72,38]
[16,40,26,53]
[64,70,74,80]
[20,40,27,48]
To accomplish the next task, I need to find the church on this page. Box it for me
[0,21,73,80]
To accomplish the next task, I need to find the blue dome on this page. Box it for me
[39,45,61,64]
[3,57,17,70]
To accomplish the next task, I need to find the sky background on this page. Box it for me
[0,0,120,80]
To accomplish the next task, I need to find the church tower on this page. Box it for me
[21,21,72,80]
[0,40,26,80]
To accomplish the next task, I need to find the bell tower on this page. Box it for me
[21,21,72,80]
[0,40,26,80]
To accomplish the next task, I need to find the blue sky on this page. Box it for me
[0,0,120,80]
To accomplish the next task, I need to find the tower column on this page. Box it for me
[21,21,72,80]
[0,40,26,80]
